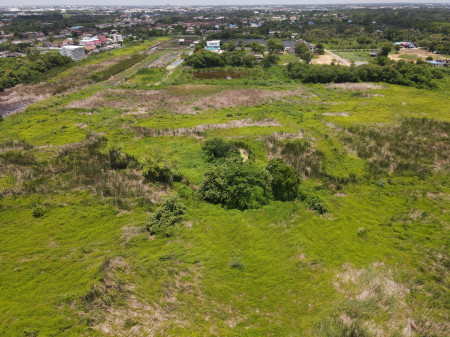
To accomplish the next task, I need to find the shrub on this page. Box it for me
[141,157,181,184]
[145,197,186,236]
[231,256,244,270]
[299,190,328,214]
[306,195,328,214]
[202,138,240,162]
[32,206,45,218]
[267,158,301,201]
[108,145,135,170]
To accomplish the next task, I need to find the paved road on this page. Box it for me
[325,50,352,66]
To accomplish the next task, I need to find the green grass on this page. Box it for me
[332,51,374,62]
[0,61,449,336]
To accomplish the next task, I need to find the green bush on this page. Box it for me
[267,158,301,201]
[108,145,136,170]
[202,138,240,162]
[145,197,186,236]
[184,50,257,69]
[32,206,45,218]
[299,190,328,214]
[141,157,182,184]
[199,160,272,210]
[231,256,244,270]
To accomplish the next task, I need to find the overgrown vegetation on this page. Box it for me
[145,197,186,236]
[0,51,72,90]
[287,60,446,88]
[90,53,146,82]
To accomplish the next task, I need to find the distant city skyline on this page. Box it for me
[1,0,449,7]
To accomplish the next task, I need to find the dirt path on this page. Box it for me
[325,50,351,66]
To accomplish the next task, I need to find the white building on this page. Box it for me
[112,34,123,42]
[206,40,220,52]
[60,46,87,61]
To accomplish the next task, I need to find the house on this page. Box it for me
[205,40,220,52]
[178,38,185,45]
[394,42,415,49]
[111,34,123,42]
[60,45,87,61]
[62,38,73,46]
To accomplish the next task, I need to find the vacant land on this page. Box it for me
[389,48,450,61]
[0,39,449,337]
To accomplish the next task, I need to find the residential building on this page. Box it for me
[206,40,220,52]
[60,45,87,61]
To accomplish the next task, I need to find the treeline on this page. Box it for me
[287,61,446,88]
[89,53,146,82]
[184,50,258,69]
[0,51,72,91]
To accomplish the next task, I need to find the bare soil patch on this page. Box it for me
[311,54,336,65]
[389,48,449,62]
[323,112,349,117]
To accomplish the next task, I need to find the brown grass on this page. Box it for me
[326,83,384,91]
[133,118,281,139]
[67,88,305,115]
[0,56,129,115]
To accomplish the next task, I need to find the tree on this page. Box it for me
[184,50,225,68]
[267,39,285,53]
[199,160,273,210]
[246,41,265,54]
[267,159,301,201]
[295,42,313,64]
[379,45,391,57]
[261,53,279,68]
[316,43,325,55]
[294,42,309,56]
[222,40,236,52]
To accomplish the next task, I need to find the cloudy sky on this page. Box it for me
[1,0,448,6]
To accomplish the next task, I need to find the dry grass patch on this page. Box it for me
[326,83,384,91]
[0,56,129,115]
[80,257,205,337]
[67,88,305,115]
[133,118,281,139]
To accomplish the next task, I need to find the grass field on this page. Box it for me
[332,50,374,62]
[0,46,449,336]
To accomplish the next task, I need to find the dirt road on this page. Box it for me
[324,50,351,66]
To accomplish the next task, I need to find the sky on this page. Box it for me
[1,0,449,6]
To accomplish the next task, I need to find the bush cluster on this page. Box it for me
[145,197,186,236]
[184,50,258,69]
[90,53,146,82]
[0,51,72,90]
[198,138,301,210]
[141,157,182,184]
[287,60,445,88]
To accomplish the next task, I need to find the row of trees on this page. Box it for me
[184,50,258,68]
[286,60,445,88]
[0,51,72,90]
